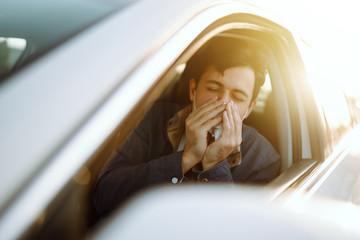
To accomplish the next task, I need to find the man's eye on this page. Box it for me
[206,87,218,92]
[233,96,246,102]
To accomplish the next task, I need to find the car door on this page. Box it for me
[274,40,360,204]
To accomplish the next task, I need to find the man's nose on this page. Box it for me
[218,91,230,103]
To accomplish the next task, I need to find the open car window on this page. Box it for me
[88,13,310,223]
[1,2,329,238]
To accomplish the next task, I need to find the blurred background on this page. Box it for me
[251,0,360,96]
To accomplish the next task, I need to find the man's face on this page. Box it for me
[189,65,256,119]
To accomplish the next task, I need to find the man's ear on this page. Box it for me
[244,100,257,119]
[189,78,196,102]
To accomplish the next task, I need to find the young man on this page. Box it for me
[92,38,280,217]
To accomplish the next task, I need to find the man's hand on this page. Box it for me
[202,101,243,171]
[182,98,225,173]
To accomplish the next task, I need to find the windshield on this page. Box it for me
[0,0,135,83]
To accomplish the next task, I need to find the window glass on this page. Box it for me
[321,89,352,145]
[296,40,352,147]
[0,0,135,82]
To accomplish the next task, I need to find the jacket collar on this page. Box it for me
[166,104,192,152]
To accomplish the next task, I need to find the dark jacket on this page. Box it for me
[92,102,280,217]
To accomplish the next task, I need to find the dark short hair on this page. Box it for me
[181,37,267,102]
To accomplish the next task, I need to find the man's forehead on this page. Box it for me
[201,65,254,82]
[200,65,255,95]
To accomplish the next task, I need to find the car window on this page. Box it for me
[292,40,360,205]
[297,40,353,151]
[321,89,352,146]
[346,95,360,125]
[89,31,285,219]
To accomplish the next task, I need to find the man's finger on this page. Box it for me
[232,103,242,143]
[221,109,231,140]
[201,114,223,131]
[190,99,225,124]
[227,102,236,132]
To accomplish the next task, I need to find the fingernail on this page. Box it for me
[218,99,225,105]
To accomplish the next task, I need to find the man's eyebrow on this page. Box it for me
[205,79,223,86]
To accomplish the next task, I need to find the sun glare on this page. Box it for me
[250,0,360,99]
